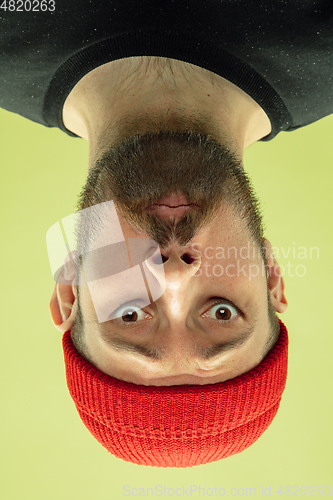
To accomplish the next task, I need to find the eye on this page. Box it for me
[110,302,150,323]
[203,300,239,321]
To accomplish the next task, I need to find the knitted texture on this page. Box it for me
[62,320,288,467]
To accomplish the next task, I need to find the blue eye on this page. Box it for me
[206,301,238,321]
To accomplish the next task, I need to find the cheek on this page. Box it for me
[224,338,266,379]
[79,284,103,332]
[119,215,150,240]
[83,323,113,373]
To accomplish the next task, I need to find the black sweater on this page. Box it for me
[1,0,332,140]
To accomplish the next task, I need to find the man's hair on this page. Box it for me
[70,129,280,365]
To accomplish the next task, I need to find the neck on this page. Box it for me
[63,57,272,166]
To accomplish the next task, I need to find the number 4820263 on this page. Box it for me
[0,0,55,11]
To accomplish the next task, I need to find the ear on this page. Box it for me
[49,264,79,333]
[264,239,288,314]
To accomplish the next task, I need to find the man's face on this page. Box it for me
[78,202,275,386]
[70,130,286,386]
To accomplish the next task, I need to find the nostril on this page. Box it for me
[181,253,196,264]
[151,250,198,265]
[152,252,168,264]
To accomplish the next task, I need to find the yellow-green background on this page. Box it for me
[0,107,332,499]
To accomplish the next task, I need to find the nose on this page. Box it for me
[143,244,202,313]
[143,246,202,359]
[150,244,202,281]
[144,244,201,282]
[160,247,199,265]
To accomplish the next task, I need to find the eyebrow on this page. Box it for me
[100,324,255,362]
